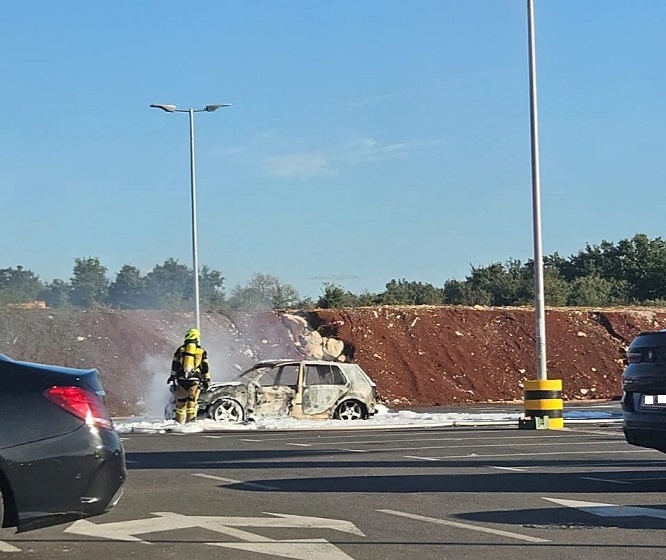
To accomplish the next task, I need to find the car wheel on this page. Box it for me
[209,398,244,423]
[0,485,4,527]
[334,400,366,420]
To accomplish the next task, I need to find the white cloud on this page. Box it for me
[263,153,334,178]
[356,139,410,160]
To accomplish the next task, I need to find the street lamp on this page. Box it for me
[150,103,231,332]
[526,0,546,382]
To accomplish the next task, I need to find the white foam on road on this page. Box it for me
[113,404,622,434]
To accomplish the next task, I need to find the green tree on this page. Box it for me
[443,278,492,306]
[144,258,192,309]
[464,259,531,306]
[109,265,146,309]
[355,290,381,307]
[379,279,443,305]
[316,283,359,308]
[543,268,571,306]
[0,266,43,304]
[199,265,226,311]
[521,260,571,307]
[227,273,301,311]
[608,234,666,302]
[567,274,617,307]
[39,280,71,308]
[69,257,109,307]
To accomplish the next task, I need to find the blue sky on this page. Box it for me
[2,1,665,300]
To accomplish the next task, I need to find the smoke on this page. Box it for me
[134,311,309,418]
[203,336,249,383]
[139,354,172,418]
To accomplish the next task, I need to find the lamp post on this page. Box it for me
[526,0,546,381]
[519,0,563,430]
[150,103,231,332]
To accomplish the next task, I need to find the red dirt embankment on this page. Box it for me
[0,306,662,416]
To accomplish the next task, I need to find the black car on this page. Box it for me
[621,330,666,453]
[0,353,126,532]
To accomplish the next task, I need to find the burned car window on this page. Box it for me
[254,366,279,386]
[306,364,345,385]
[277,364,299,386]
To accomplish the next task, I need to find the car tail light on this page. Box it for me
[45,386,113,430]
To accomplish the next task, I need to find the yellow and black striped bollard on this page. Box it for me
[521,379,563,430]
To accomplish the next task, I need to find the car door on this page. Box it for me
[252,363,300,416]
[301,363,349,416]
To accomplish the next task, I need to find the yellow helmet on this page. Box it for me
[184,328,200,342]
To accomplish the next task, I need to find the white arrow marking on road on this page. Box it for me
[0,541,20,552]
[192,472,280,490]
[379,509,549,543]
[544,497,666,519]
[65,511,364,542]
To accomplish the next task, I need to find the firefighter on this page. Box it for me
[168,328,210,424]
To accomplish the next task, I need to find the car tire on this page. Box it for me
[334,400,367,420]
[0,483,5,527]
[209,398,245,423]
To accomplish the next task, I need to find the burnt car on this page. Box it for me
[166,359,378,423]
[0,353,126,532]
[621,330,666,453]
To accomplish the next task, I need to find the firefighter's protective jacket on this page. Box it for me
[171,340,210,383]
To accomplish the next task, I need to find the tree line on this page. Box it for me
[3,234,666,311]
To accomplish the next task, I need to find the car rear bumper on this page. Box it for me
[5,425,127,532]
[623,408,666,453]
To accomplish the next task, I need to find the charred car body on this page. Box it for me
[166,359,378,423]
[621,330,666,453]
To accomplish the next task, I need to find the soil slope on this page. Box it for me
[0,306,662,416]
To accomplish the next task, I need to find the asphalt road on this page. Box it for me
[3,411,666,559]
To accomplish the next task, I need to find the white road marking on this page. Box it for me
[490,466,529,472]
[544,497,666,520]
[579,476,632,485]
[192,473,280,491]
[326,439,620,454]
[566,428,624,437]
[66,511,365,559]
[264,432,599,447]
[378,509,549,543]
[285,443,312,447]
[405,448,655,460]
[0,541,20,552]
[623,476,666,481]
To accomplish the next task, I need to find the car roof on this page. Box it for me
[0,352,97,376]
[243,358,376,386]
[251,359,357,368]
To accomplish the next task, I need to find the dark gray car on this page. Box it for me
[621,330,666,453]
[0,353,126,532]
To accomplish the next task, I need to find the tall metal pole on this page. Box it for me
[527,0,547,380]
[188,108,201,331]
[150,103,230,334]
